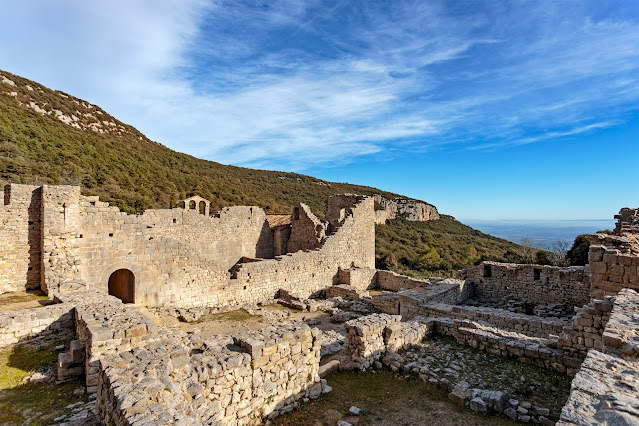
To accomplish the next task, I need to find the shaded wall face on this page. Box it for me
[0,184,42,293]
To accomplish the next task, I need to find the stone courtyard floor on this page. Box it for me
[394,335,573,420]
[273,370,515,425]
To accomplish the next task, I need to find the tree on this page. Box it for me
[566,234,591,266]
[417,245,442,270]
[534,250,553,265]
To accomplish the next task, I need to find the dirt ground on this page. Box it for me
[274,370,514,426]
[0,290,53,312]
[148,304,340,338]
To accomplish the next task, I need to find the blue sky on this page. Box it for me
[1,1,638,220]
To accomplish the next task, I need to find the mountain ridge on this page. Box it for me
[0,69,524,276]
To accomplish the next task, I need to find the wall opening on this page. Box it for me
[189,200,197,210]
[293,207,300,220]
[534,269,541,281]
[108,269,135,303]
[199,200,206,215]
[484,264,492,278]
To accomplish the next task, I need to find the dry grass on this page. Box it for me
[274,370,514,426]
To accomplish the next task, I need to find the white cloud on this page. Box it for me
[1,1,638,170]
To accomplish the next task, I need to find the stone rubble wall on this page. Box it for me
[557,298,612,358]
[287,203,325,253]
[372,195,440,224]
[226,196,375,307]
[417,303,569,339]
[614,207,639,235]
[0,303,74,347]
[41,185,83,295]
[558,288,639,425]
[588,233,639,299]
[376,270,430,291]
[337,266,377,291]
[431,318,583,375]
[0,184,42,292]
[326,284,369,301]
[343,313,402,370]
[457,262,590,308]
[55,290,326,425]
[398,279,473,318]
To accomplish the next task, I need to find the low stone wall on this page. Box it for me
[363,279,472,317]
[337,267,377,290]
[0,303,74,347]
[558,288,639,425]
[457,262,590,308]
[432,318,583,375]
[419,303,569,339]
[399,280,473,318]
[342,313,430,370]
[557,298,612,358]
[376,270,429,291]
[326,284,369,301]
[343,314,401,370]
[55,290,327,425]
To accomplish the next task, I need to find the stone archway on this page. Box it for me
[108,269,135,303]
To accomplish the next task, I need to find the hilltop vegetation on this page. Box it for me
[375,216,524,277]
[0,69,524,276]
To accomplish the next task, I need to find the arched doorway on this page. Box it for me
[108,269,135,303]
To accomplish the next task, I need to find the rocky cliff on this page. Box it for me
[374,195,440,224]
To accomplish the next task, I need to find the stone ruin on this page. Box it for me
[1,182,638,425]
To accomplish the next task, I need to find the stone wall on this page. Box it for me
[287,203,325,253]
[398,279,473,318]
[457,262,590,308]
[431,318,583,375]
[222,195,376,307]
[376,270,430,291]
[557,298,612,358]
[54,290,326,425]
[343,313,401,370]
[0,303,74,347]
[326,284,369,301]
[1,184,375,311]
[419,303,569,339]
[337,266,377,290]
[373,195,440,224]
[588,233,639,299]
[0,184,42,292]
[558,288,639,425]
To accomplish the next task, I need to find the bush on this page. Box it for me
[566,234,590,266]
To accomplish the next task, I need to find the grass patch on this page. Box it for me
[0,341,88,425]
[0,290,50,309]
[0,343,59,389]
[367,289,385,297]
[273,370,514,426]
[207,309,261,322]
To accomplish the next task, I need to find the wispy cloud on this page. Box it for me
[1,0,638,170]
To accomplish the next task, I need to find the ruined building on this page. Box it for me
[1,183,638,425]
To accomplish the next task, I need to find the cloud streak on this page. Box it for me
[1,0,638,170]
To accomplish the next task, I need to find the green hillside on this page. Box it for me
[0,69,524,276]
